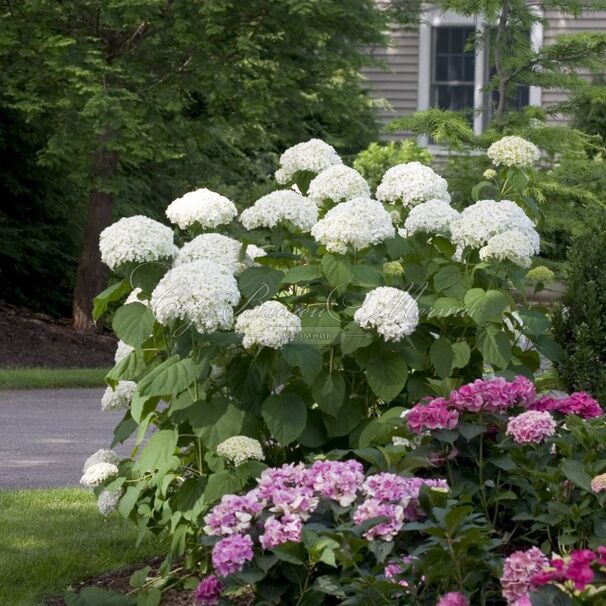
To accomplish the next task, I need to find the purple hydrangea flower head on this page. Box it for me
[306,459,364,506]
[203,491,264,537]
[259,513,303,549]
[195,575,223,606]
[352,498,404,541]
[436,591,469,606]
[212,533,254,577]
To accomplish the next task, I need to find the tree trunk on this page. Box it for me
[72,132,117,332]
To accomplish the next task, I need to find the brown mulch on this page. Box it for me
[0,304,116,368]
[45,557,193,606]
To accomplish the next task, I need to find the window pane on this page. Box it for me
[436,29,450,53]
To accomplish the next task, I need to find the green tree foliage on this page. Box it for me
[553,211,606,402]
[0,0,412,323]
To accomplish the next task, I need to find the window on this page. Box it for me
[431,27,476,114]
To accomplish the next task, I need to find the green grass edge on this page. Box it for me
[0,367,109,389]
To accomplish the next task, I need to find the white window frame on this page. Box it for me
[418,7,543,144]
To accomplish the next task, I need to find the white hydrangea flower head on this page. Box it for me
[99,216,177,271]
[275,138,342,184]
[479,229,539,267]
[165,188,238,230]
[101,381,137,412]
[404,199,460,236]
[83,449,120,473]
[487,136,540,168]
[80,462,119,488]
[174,233,255,275]
[308,165,370,206]
[125,287,148,306]
[310,197,395,254]
[240,190,318,232]
[235,300,301,349]
[354,286,419,342]
[114,340,134,364]
[216,435,265,466]
[450,199,539,250]
[97,490,122,516]
[376,162,450,207]
[150,260,240,333]
[246,244,267,260]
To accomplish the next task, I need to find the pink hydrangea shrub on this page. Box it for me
[500,547,549,605]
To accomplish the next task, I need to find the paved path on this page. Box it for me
[0,388,137,489]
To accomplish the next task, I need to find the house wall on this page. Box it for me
[362,9,606,133]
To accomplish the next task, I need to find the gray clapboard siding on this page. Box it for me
[362,26,420,135]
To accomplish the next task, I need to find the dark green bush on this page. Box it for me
[553,211,606,402]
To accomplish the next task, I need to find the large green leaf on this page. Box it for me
[366,352,408,402]
[464,288,509,325]
[312,371,346,417]
[561,459,593,491]
[92,279,130,321]
[351,264,383,287]
[238,266,284,305]
[137,356,199,397]
[477,328,511,369]
[106,350,145,386]
[281,343,323,384]
[433,265,462,295]
[189,397,246,449]
[429,338,454,379]
[340,321,373,355]
[451,341,471,369]
[203,471,243,505]
[516,308,550,336]
[282,265,322,284]
[112,303,155,347]
[134,429,178,473]
[299,311,341,346]
[321,253,353,289]
[262,393,307,445]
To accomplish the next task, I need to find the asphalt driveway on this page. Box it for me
[0,388,136,489]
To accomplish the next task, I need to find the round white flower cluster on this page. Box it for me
[487,136,540,168]
[311,197,395,254]
[150,260,240,333]
[114,340,134,363]
[174,233,255,275]
[216,435,265,466]
[99,216,177,271]
[354,286,419,342]
[404,199,460,236]
[240,190,318,232]
[275,138,342,184]
[479,229,539,267]
[235,300,301,349]
[165,188,238,230]
[83,449,120,472]
[450,199,539,251]
[307,165,370,206]
[97,490,122,515]
[101,380,137,412]
[376,162,450,207]
[80,462,119,488]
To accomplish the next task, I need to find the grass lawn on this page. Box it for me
[0,488,164,606]
[0,367,108,389]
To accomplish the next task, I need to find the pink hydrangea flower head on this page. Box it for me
[257,463,318,518]
[528,395,559,413]
[363,473,410,503]
[195,575,223,606]
[352,498,404,541]
[509,376,537,406]
[506,410,556,444]
[406,398,459,434]
[307,459,364,506]
[203,491,264,537]
[436,591,469,606]
[501,547,548,605]
[212,533,254,577]
[566,549,596,590]
[558,392,603,419]
[449,377,518,413]
[591,473,606,494]
[259,514,303,549]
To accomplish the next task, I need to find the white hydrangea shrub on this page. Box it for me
[450,199,539,250]
[165,188,238,230]
[174,233,256,275]
[311,197,395,254]
[487,136,540,168]
[479,229,540,267]
[307,165,370,206]
[150,260,240,333]
[376,162,450,207]
[239,190,318,232]
[216,435,265,466]
[354,286,419,342]
[101,380,136,412]
[235,300,301,349]
[404,199,460,236]
[99,216,177,271]
[275,138,342,184]
[80,462,119,488]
